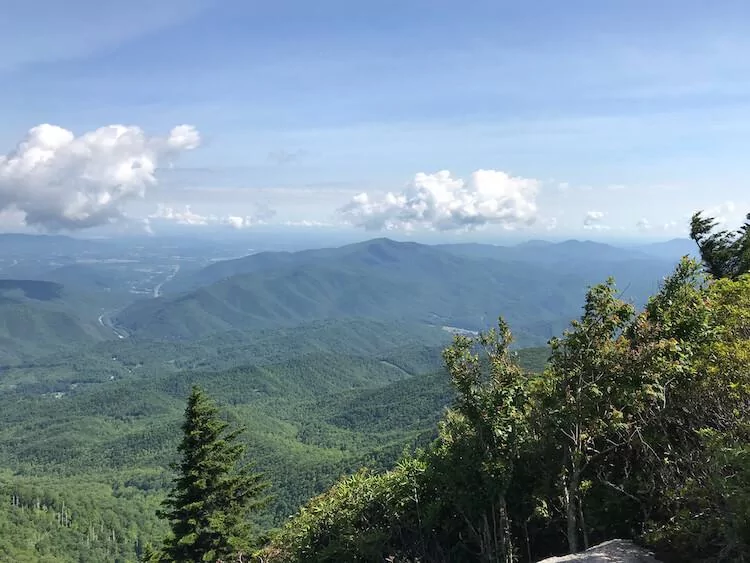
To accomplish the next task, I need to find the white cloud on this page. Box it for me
[0,123,200,231]
[149,204,211,226]
[583,210,608,230]
[703,200,738,226]
[149,202,276,230]
[283,219,336,228]
[223,215,256,229]
[340,169,539,231]
[166,125,201,150]
[636,218,651,231]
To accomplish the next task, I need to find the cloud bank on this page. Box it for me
[340,169,539,231]
[149,204,210,226]
[149,202,276,230]
[0,123,200,231]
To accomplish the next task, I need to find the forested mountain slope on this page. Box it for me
[117,238,675,344]
[0,307,551,562]
[0,280,109,363]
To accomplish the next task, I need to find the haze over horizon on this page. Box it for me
[2,1,750,241]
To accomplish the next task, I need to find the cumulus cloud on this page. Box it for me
[0,123,200,231]
[636,218,651,231]
[340,169,539,231]
[583,210,608,230]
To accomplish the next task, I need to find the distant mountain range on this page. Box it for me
[115,238,683,345]
[633,238,699,260]
[0,235,698,356]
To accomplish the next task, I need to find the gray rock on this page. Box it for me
[536,539,661,563]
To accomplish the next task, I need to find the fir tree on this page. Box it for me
[690,210,750,279]
[140,542,159,562]
[158,386,269,562]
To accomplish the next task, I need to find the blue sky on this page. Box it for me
[2,0,750,240]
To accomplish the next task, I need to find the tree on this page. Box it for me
[690,211,750,279]
[639,271,750,559]
[438,320,532,562]
[158,386,269,562]
[543,280,637,553]
[140,543,159,562]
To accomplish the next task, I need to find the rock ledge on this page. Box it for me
[536,539,661,562]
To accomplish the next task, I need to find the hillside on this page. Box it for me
[0,316,550,561]
[0,316,548,554]
[0,280,108,363]
[117,238,676,344]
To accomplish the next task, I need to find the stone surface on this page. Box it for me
[536,539,661,563]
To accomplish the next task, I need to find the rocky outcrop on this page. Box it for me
[537,539,661,563]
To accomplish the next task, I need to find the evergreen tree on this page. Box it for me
[690,210,750,279]
[140,543,159,562]
[158,386,269,562]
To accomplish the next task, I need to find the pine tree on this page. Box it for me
[140,542,159,562]
[690,210,750,279]
[158,386,270,562]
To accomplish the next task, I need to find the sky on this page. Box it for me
[2,0,750,241]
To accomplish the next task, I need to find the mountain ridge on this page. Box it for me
[117,238,677,344]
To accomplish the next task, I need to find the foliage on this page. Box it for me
[158,387,270,562]
[262,321,539,562]
[690,210,750,279]
[0,470,164,563]
[543,279,637,552]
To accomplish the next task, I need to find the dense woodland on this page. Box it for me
[1,212,748,562]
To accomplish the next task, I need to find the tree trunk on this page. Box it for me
[578,499,589,550]
[565,471,579,553]
[499,497,513,563]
